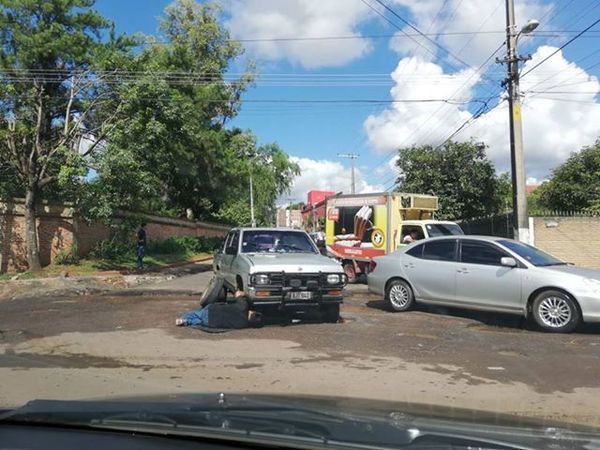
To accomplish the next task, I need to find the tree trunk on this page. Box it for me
[24,186,42,272]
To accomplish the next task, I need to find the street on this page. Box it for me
[2,278,600,427]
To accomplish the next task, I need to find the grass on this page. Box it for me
[0,251,211,280]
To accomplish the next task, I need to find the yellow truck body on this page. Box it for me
[324,192,439,262]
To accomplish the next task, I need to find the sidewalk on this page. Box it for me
[134,270,215,295]
[0,259,215,301]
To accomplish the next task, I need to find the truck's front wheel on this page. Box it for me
[343,262,357,284]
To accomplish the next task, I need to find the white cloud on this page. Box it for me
[286,156,384,202]
[225,0,373,68]
[364,55,479,153]
[364,46,600,179]
[466,46,600,177]
[389,0,550,66]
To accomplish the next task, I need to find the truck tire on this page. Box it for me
[321,303,340,323]
[343,262,357,284]
[200,276,226,308]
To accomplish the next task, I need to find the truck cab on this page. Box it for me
[398,220,464,247]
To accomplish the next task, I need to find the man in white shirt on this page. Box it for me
[402,230,419,244]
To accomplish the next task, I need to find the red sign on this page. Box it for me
[328,244,386,261]
[327,208,340,221]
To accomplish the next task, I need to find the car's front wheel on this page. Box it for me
[532,290,581,333]
[385,279,414,312]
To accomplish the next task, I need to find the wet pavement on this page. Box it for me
[1,285,600,424]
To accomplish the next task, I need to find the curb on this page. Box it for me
[103,289,202,297]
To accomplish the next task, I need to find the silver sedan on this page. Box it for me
[367,235,600,333]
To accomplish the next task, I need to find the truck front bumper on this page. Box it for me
[247,286,343,307]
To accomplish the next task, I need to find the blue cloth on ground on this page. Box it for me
[182,307,210,327]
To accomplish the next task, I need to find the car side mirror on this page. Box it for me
[501,257,517,268]
[225,247,237,256]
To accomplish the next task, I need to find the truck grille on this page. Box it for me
[269,273,322,289]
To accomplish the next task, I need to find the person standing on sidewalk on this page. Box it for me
[136,222,147,270]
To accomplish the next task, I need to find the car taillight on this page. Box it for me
[368,260,377,273]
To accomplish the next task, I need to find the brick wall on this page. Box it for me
[533,216,600,268]
[0,200,230,273]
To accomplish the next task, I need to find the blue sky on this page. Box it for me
[95,0,600,202]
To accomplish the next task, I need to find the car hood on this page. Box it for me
[242,253,343,273]
[2,394,599,449]
[542,265,600,280]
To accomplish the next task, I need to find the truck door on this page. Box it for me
[220,230,240,289]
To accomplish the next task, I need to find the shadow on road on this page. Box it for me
[366,298,600,334]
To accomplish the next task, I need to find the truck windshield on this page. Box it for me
[426,223,464,237]
[241,230,318,254]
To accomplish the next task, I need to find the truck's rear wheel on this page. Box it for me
[343,262,357,284]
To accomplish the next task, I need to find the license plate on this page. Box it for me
[288,291,313,301]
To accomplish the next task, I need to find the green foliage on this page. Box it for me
[89,235,221,261]
[84,1,298,227]
[0,0,135,268]
[537,141,600,212]
[395,141,506,220]
[147,236,223,255]
[54,244,80,265]
[88,239,132,260]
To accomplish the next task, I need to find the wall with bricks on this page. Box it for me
[533,216,600,268]
[0,200,230,273]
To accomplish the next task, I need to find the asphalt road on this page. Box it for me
[1,285,600,426]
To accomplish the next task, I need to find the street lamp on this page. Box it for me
[519,19,540,37]
[502,0,539,244]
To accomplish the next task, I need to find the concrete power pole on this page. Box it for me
[249,172,256,228]
[337,153,359,194]
[503,0,538,243]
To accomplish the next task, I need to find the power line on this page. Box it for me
[521,16,600,79]
[371,0,473,70]
[364,42,505,173]
[359,0,439,62]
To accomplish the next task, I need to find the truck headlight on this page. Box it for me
[327,274,341,284]
[583,278,600,293]
[252,274,270,285]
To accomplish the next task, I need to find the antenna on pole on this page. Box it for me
[337,153,359,194]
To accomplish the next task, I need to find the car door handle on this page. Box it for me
[457,268,469,274]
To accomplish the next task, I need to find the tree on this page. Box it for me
[87,1,298,227]
[537,141,600,212]
[211,137,300,226]
[395,141,505,220]
[0,0,132,270]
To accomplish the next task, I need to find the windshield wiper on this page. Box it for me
[538,262,568,266]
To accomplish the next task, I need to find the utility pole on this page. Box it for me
[249,172,256,228]
[501,1,538,243]
[337,153,359,194]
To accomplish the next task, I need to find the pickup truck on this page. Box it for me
[213,228,346,322]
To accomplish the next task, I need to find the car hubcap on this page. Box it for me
[538,296,572,328]
[389,284,409,309]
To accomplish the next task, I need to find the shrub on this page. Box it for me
[89,239,132,260]
[147,236,223,255]
[54,245,80,265]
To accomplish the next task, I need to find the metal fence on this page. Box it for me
[457,213,514,239]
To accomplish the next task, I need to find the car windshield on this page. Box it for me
[426,223,464,237]
[498,240,567,266]
[241,230,317,254]
[4,0,600,443]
